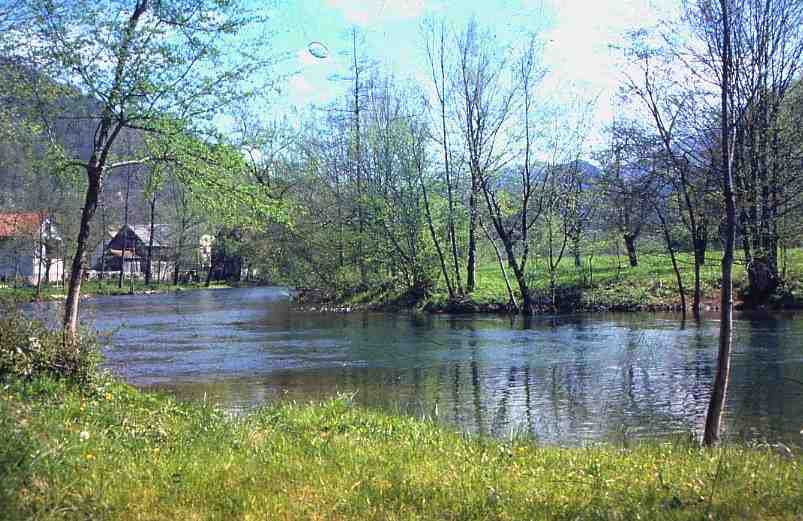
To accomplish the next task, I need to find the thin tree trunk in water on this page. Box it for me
[479,217,518,312]
[656,205,686,317]
[704,0,734,446]
[693,241,705,318]
[145,196,156,286]
[64,166,102,337]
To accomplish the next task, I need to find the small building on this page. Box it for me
[0,212,64,285]
[91,224,174,281]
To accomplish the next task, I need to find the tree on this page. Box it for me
[454,18,516,293]
[703,0,737,447]
[5,0,266,336]
[624,37,720,316]
[597,118,659,268]
[423,17,463,296]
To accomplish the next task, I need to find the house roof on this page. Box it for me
[0,212,46,238]
[109,224,172,248]
[131,224,171,248]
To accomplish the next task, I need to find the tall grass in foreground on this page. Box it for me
[2,376,801,520]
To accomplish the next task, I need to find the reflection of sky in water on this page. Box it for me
[30,288,803,446]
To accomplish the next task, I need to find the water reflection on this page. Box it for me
[35,287,803,446]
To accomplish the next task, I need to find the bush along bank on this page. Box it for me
[0,313,801,519]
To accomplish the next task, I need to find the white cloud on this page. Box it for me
[297,47,321,67]
[287,74,335,106]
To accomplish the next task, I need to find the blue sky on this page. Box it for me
[263,0,677,137]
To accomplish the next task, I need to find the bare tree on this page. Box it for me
[423,17,463,295]
[478,34,545,314]
[454,19,516,294]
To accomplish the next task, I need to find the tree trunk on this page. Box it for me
[205,259,214,287]
[704,0,734,447]
[145,196,156,286]
[64,166,102,337]
[118,171,131,289]
[479,218,518,312]
[36,217,44,300]
[656,206,686,317]
[623,233,638,267]
[466,175,479,292]
[573,236,581,268]
[693,248,702,318]
[419,168,454,298]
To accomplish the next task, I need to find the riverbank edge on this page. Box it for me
[2,375,801,520]
[0,281,249,303]
[292,285,803,315]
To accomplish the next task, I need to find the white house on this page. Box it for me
[0,212,64,285]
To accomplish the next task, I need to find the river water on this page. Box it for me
[35,286,803,445]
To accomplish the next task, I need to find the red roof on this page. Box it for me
[0,212,46,238]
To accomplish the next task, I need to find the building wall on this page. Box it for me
[0,242,64,285]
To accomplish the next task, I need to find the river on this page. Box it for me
[32,286,803,445]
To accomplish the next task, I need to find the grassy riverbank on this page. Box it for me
[336,248,803,313]
[0,280,234,303]
[1,376,801,520]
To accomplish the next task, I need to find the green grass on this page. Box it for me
[0,280,233,303]
[411,247,803,311]
[2,376,801,520]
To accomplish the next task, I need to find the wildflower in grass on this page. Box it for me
[79,430,90,441]
[85,453,95,460]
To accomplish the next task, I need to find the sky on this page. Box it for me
[262,0,678,143]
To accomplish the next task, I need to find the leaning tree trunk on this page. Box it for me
[704,0,734,446]
[419,167,454,298]
[64,166,102,337]
[479,218,518,313]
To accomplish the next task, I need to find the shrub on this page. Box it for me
[0,307,101,385]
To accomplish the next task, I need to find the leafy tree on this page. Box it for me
[4,0,268,336]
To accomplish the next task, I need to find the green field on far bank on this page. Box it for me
[0,280,234,303]
[1,376,801,521]
[347,247,803,312]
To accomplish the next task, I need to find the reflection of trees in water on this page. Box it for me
[425,318,729,443]
[727,314,803,441]
[136,302,803,445]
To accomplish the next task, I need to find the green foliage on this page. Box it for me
[146,121,288,228]
[1,377,801,520]
[0,308,100,385]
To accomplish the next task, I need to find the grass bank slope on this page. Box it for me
[342,249,803,312]
[2,377,801,520]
